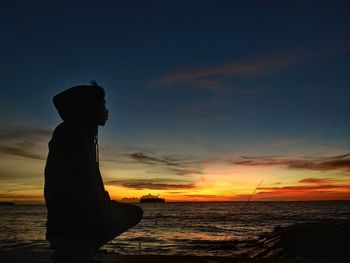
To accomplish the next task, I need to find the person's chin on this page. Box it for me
[98,120,107,126]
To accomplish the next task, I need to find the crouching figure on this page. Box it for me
[44,81,143,263]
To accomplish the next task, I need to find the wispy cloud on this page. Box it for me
[234,177,350,201]
[105,178,196,190]
[181,194,221,198]
[106,151,204,177]
[249,189,350,201]
[152,51,308,116]
[167,167,203,176]
[258,184,350,191]
[238,174,350,201]
[253,184,350,201]
[299,178,332,184]
[230,153,350,173]
[153,51,305,91]
[0,127,52,140]
[0,127,52,160]
[127,152,182,166]
[0,145,44,160]
[102,150,203,190]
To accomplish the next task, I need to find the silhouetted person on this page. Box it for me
[44,81,143,263]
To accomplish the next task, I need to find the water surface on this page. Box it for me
[1,201,349,256]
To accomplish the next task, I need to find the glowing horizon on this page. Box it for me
[0,141,349,204]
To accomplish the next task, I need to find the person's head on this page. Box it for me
[53,81,109,126]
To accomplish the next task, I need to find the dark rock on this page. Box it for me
[251,220,350,258]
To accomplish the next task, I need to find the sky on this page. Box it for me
[0,1,349,203]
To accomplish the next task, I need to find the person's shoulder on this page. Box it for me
[51,122,82,143]
[53,122,76,135]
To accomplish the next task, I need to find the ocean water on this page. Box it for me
[1,201,350,256]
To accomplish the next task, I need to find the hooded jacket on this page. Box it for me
[44,85,110,239]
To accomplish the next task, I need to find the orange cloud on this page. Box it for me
[249,178,350,201]
[258,185,350,191]
[253,189,350,201]
[299,178,332,184]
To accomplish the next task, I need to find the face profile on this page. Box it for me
[97,99,109,126]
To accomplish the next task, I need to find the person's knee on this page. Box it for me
[108,202,143,231]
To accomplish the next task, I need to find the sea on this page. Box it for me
[1,201,350,256]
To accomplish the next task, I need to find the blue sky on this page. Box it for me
[0,1,349,202]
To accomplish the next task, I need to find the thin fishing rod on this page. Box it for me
[223,179,264,241]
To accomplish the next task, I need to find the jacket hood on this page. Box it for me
[53,84,105,123]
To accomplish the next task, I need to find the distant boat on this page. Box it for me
[140,194,165,203]
[0,202,15,206]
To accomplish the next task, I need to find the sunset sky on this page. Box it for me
[1,1,349,203]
